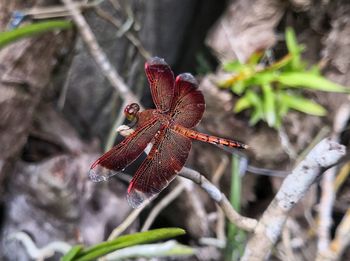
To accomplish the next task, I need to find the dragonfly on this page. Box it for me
[89,57,248,208]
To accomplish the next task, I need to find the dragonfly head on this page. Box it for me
[124,103,140,122]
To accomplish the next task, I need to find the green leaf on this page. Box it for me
[280,93,327,116]
[262,83,276,127]
[308,65,321,75]
[249,108,263,125]
[0,20,73,49]
[101,240,195,259]
[276,93,290,118]
[231,80,247,95]
[75,228,185,261]
[275,92,290,128]
[245,90,264,125]
[247,51,263,65]
[277,72,350,93]
[234,95,252,113]
[285,27,304,69]
[286,27,299,57]
[266,54,292,71]
[223,60,245,72]
[61,245,83,261]
[248,71,276,85]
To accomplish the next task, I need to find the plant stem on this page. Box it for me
[225,154,246,260]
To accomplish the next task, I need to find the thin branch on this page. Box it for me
[328,209,350,260]
[318,167,336,251]
[295,126,331,166]
[334,162,350,192]
[107,202,147,240]
[93,6,151,60]
[61,0,139,104]
[241,138,346,261]
[317,104,350,254]
[212,155,229,186]
[278,126,297,159]
[281,220,298,261]
[179,167,258,232]
[7,232,71,260]
[315,208,350,261]
[58,58,75,110]
[212,156,229,245]
[141,182,186,232]
[104,100,128,152]
[22,1,103,20]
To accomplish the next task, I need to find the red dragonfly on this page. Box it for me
[90,57,248,208]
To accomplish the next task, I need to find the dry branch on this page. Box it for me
[317,105,350,254]
[241,138,346,261]
[327,209,350,261]
[179,167,258,232]
[61,0,139,104]
[94,6,151,60]
[141,182,186,232]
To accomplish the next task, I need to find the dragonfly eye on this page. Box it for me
[124,103,140,121]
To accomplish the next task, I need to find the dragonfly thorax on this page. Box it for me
[153,110,173,126]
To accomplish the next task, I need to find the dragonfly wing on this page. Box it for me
[89,118,161,182]
[171,73,205,128]
[127,129,191,208]
[145,57,175,112]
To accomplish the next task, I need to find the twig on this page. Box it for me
[318,167,336,251]
[61,0,139,104]
[212,155,229,186]
[182,177,210,235]
[141,182,186,232]
[281,220,297,261]
[7,232,71,260]
[241,138,346,261]
[93,6,151,59]
[104,100,128,152]
[212,156,229,245]
[107,202,148,240]
[179,167,258,232]
[20,1,103,20]
[328,209,350,260]
[108,0,121,11]
[315,208,350,261]
[334,162,350,192]
[199,237,226,248]
[278,126,297,159]
[58,57,75,110]
[295,126,331,166]
[317,104,350,254]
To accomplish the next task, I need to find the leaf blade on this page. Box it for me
[75,228,185,261]
[280,93,327,116]
[0,20,73,48]
[277,72,349,93]
[262,83,276,127]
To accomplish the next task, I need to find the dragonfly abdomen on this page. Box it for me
[172,124,248,149]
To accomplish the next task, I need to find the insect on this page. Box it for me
[89,57,248,208]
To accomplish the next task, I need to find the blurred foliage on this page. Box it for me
[0,20,72,49]
[220,27,349,129]
[61,228,188,261]
[196,52,213,76]
[225,155,246,261]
